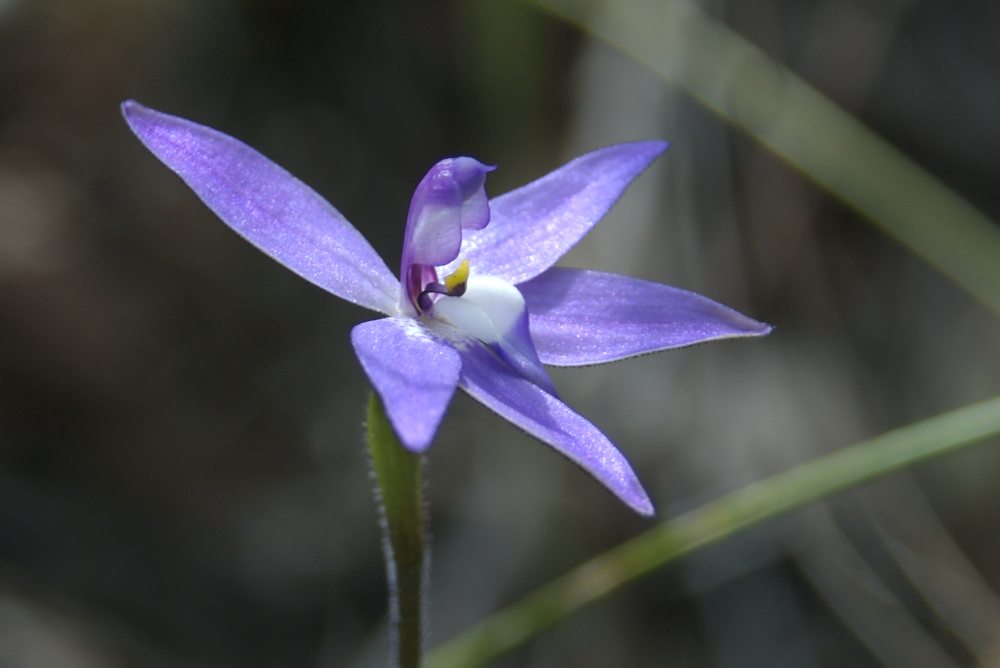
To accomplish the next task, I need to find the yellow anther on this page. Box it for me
[444,259,470,292]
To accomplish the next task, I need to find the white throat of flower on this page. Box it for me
[432,273,525,347]
[428,260,557,395]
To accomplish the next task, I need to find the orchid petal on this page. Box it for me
[520,268,773,366]
[455,340,653,515]
[443,141,668,283]
[122,101,399,314]
[351,317,461,452]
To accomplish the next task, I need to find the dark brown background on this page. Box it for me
[1,1,999,666]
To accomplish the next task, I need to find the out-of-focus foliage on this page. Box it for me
[0,1,998,666]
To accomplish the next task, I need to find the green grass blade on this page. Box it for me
[426,395,1000,667]
[534,0,1000,315]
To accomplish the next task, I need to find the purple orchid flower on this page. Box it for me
[122,100,770,515]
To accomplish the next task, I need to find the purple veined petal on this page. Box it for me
[442,141,669,284]
[455,339,654,515]
[520,268,773,366]
[122,100,400,315]
[351,317,461,452]
[400,157,494,310]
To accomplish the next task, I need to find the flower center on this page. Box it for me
[431,271,523,344]
[427,266,558,396]
[416,259,470,313]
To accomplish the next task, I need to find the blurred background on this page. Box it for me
[2,0,999,666]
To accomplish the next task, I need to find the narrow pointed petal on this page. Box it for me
[122,100,399,314]
[455,340,653,515]
[443,141,668,283]
[520,268,773,366]
[351,317,461,452]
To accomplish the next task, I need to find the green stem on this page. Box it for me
[368,392,428,667]
[426,395,1000,668]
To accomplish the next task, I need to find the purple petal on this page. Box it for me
[520,268,773,366]
[456,340,653,515]
[351,317,461,452]
[490,309,558,398]
[444,141,668,284]
[400,158,494,308]
[122,100,399,314]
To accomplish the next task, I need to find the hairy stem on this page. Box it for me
[368,392,428,667]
